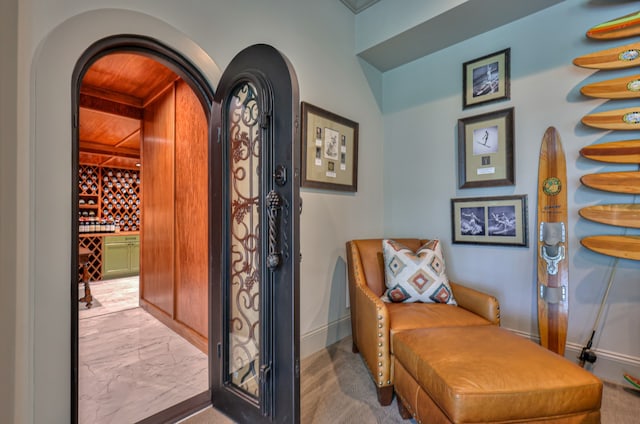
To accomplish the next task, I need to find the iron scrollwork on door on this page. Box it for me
[266,190,282,270]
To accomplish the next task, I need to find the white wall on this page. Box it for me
[381,0,639,383]
[0,0,18,423]
[13,0,384,421]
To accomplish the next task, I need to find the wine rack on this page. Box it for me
[78,164,141,232]
[101,166,141,232]
[78,235,103,282]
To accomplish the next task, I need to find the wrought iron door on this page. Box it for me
[210,44,300,423]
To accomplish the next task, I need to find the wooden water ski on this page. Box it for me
[573,42,640,70]
[581,235,640,261]
[582,107,640,130]
[537,127,569,356]
[587,11,640,40]
[580,140,640,163]
[581,171,640,194]
[579,204,640,228]
[580,74,640,99]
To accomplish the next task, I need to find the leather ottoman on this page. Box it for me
[393,326,602,423]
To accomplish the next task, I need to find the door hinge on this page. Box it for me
[217,127,221,144]
[217,342,222,358]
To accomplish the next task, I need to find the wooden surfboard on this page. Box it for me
[580,140,640,163]
[581,235,640,261]
[573,42,640,69]
[579,204,640,228]
[581,171,640,194]
[582,107,640,130]
[580,74,640,99]
[537,127,568,356]
[587,11,640,40]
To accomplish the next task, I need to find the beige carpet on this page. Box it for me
[184,336,640,423]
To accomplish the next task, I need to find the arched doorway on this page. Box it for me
[72,35,214,423]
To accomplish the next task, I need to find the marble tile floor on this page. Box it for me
[78,277,209,424]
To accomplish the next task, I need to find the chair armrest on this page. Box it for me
[347,242,392,388]
[450,281,501,325]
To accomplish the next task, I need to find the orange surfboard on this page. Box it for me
[582,108,640,130]
[573,42,640,70]
[581,235,640,261]
[537,127,568,356]
[580,74,640,99]
[579,204,640,229]
[587,11,640,40]
[581,171,640,194]
[580,140,640,163]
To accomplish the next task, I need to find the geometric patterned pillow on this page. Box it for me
[381,239,457,305]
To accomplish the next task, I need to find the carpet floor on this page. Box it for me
[183,336,640,423]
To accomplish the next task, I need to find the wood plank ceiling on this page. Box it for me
[79,53,179,169]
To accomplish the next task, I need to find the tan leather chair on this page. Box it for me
[346,238,501,405]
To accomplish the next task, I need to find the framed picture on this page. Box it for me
[451,195,528,247]
[463,48,510,109]
[457,107,514,189]
[301,102,358,192]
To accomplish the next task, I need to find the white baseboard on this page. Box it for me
[506,327,640,385]
[301,316,351,359]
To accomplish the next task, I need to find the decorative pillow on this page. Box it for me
[381,239,457,305]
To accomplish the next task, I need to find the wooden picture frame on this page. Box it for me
[463,48,510,109]
[457,107,514,189]
[301,102,358,192]
[451,195,528,247]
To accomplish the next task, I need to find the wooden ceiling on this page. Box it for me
[79,53,179,168]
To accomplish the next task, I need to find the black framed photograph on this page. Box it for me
[463,48,510,109]
[451,195,528,247]
[301,102,358,192]
[457,107,514,189]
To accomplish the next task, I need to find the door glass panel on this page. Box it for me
[227,81,261,398]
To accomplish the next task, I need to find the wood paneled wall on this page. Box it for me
[141,85,175,316]
[140,80,209,353]
[174,80,208,338]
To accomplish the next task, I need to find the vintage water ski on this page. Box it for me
[573,42,640,69]
[581,235,640,261]
[537,127,569,356]
[580,140,640,163]
[579,204,640,228]
[581,171,640,194]
[586,10,640,40]
[582,107,640,130]
[580,74,640,99]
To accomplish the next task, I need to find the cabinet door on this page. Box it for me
[103,242,131,278]
[130,241,140,273]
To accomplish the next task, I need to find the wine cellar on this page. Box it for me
[78,163,141,281]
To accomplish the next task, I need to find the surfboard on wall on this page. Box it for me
[580,140,640,163]
[579,204,640,229]
[587,11,640,40]
[537,127,569,356]
[580,74,640,99]
[582,108,640,130]
[581,171,640,194]
[581,235,640,261]
[573,42,640,70]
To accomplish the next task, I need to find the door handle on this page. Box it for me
[266,190,281,270]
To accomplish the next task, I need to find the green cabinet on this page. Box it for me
[103,235,140,279]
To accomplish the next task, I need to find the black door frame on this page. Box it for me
[71,34,215,424]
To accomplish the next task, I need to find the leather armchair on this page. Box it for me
[346,238,501,406]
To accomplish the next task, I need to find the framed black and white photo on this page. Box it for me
[457,107,514,189]
[463,48,510,109]
[301,102,359,192]
[451,195,528,247]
